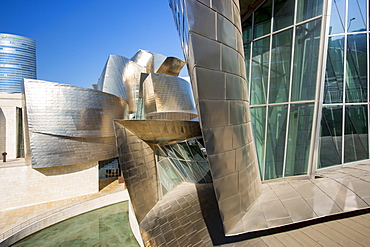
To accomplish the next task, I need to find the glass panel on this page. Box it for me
[254,0,272,38]
[273,0,294,31]
[265,104,288,180]
[162,145,177,159]
[344,105,368,162]
[324,36,345,103]
[158,158,183,192]
[269,28,293,103]
[251,37,270,105]
[329,0,346,34]
[242,16,253,42]
[347,0,367,32]
[186,160,207,183]
[187,140,206,161]
[250,107,266,175]
[177,142,194,160]
[346,33,367,102]
[155,146,167,162]
[169,158,193,181]
[285,103,314,176]
[319,106,343,168]
[296,0,323,22]
[291,19,322,101]
[244,42,251,92]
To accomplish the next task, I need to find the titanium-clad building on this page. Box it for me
[0,33,36,92]
[171,0,370,180]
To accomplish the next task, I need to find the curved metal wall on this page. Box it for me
[114,121,158,223]
[0,33,36,93]
[169,0,262,234]
[142,73,197,118]
[97,55,146,114]
[24,79,127,168]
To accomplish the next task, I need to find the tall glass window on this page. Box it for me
[250,107,266,174]
[265,105,288,180]
[324,36,345,103]
[243,0,323,180]
[319,106,343,167]
[320,0,369,168]
[250,37,270,105]
[291,19,322,101]
[269,29,292,103]
[285,103,314,176]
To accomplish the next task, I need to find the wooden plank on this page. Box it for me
[274,232,303,246]
[287,229,321,247]
[260,235,284,247]
[303,226,341,247]
[313,223,362,247]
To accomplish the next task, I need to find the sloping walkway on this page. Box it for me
[0,179,129,246]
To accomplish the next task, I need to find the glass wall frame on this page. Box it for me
[318,0,370,169]
[243,0,324,180]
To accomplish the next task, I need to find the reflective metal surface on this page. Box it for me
[114,121,158,223]
[142,73,197,119]
[115,120,201,144]
[97,55,146,113]
[139,183,214,247]
[23,79,127,168]
[170,0,261,234]
[156,57,185,76]
[130,49,167,74]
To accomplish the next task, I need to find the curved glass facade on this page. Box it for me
[0,33,36,93]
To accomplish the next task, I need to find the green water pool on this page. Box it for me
[12,201,139,247]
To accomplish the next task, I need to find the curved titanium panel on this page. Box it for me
[142,73,197,118]
[97,55,130,101]
[115,119,201,144]
[146,111,197,121]
[140,183,215,246]
[24,79,127,168]
[131,49,167,74]
[156,57,186,76]
[114,121,158,223]
[98,55,146,113]
[170,0,262,234]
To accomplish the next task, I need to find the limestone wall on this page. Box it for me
[0,93,22,159]
[0,161,98,211]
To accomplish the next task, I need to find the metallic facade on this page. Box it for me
[141,73,197,120]
[0,34,36,93]
[23,79,127,168]
[170,0,262,234]
[97,54,146,114]
[16,1,370,243]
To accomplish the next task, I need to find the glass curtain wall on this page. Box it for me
[155,138,212,196]
[319,0,369,168]
[243,0,323,180]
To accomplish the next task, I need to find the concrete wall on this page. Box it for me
[0,93,22,159]
[0,161,98,211]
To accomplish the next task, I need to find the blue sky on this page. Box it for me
[2,0,186,88]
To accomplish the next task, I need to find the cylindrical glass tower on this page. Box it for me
[0,33,36,92]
